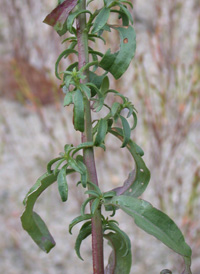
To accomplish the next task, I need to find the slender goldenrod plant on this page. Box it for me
[21,1,192,273]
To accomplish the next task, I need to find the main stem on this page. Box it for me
[76,1,104,273]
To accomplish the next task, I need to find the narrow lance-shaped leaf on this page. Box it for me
[69,214,92,234]
[91,198,100,215]
[43,0,78,31]
[99,26,136,79]
[92,7,110,34]
[73,89,84,132]
[120,115,131,148]
[105,195,192,259]
[104,232,132,274]
[94,118,108,146]
[57,166,68,202]
[76,159,88,188]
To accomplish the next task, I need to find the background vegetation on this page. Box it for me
[0,0,199,273]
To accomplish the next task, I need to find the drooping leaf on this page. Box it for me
[104,222,131,257]
[99,26,136,79]
[21,173,59,253]
[57,166,68,202]
[53,158,66,175]
[94,118,108,146]
[105,195,192,259]
[55,49,78,79]
[75,222,92,260]
[116,3,133,24]
[92,7,110,34]
[104,232,132,274]
[69,214,92,234]
[109,127,150,197]
[43,0,78,31]
[47,157,62,174]
[111,9,129,26]
[73,89,84,132]
[81,196,95,216]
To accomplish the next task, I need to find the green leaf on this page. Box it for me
[81,196,95,215]
[88,71,107,96]
[111,9,129,26]
[117,3,133,24]
[64,143,74,154]
[63,92,73,106]
[120,1,133,8]
[55,49,77,79]
[100,76,110,94]
[87,181,102,195]
[79,83,91,99]
[57,166,68,202]
[91,198,100,215]
[105,222,131,256]
[73,89,84,132]
[111,102,121,117]
[89,34,106,45]
[53,158,66,175]
[109,128,150,197]
[21,173,58,253]
[75,222,92,260]
[69,214,92,234]
[105,195,192,258]
[72,142,93,156]
[104,232,132,274]
[99,26,136,79]
[94,119,108,146]
[67,10,92,33]
[92,7,110,34]
[47,157,62,174]
[120,115,131,148]
[68,157,84,174]
[85,190,100,198]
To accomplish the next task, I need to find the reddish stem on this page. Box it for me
[76,1,104,273]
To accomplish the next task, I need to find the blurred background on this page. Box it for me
[0,0,199,273]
